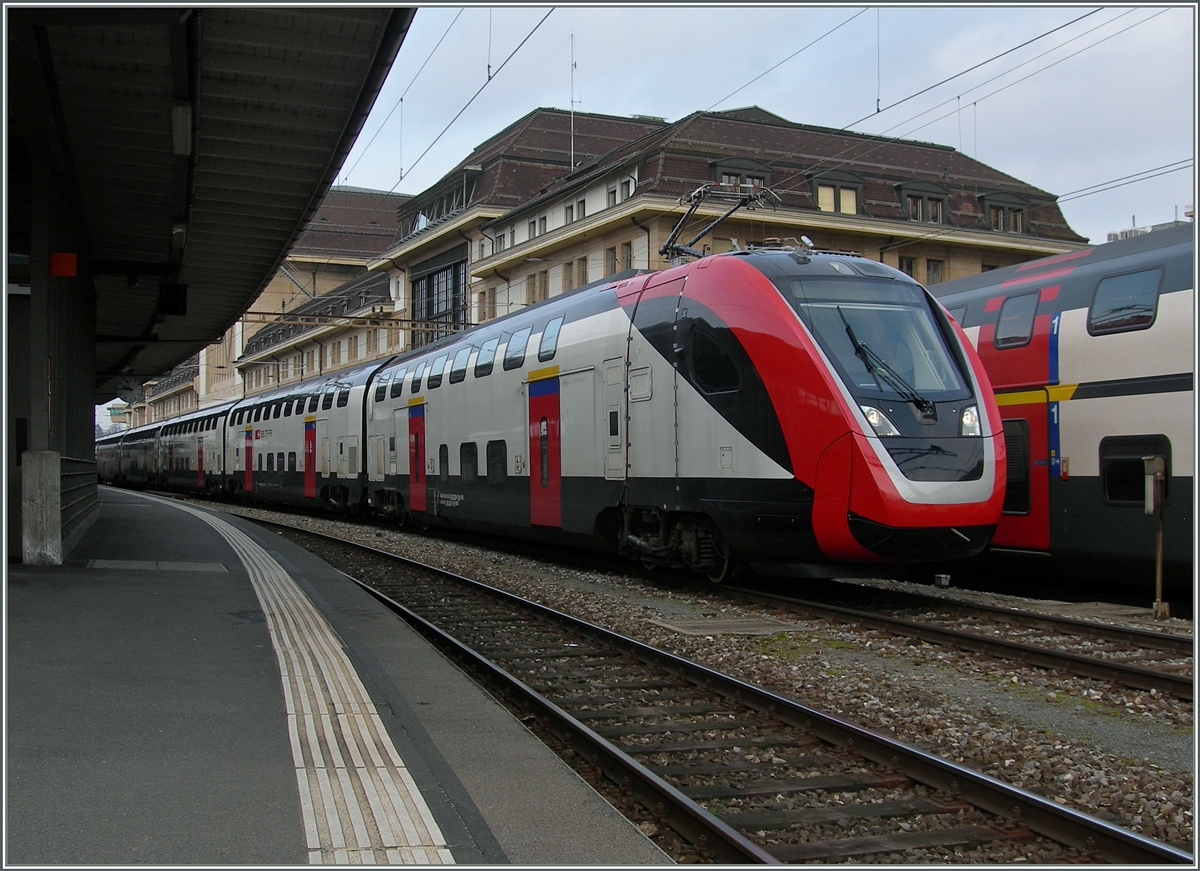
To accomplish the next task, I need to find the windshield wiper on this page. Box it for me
[838,307,935,415]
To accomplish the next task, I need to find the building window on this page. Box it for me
[527,220,537,241]
[538,270,549,301]
[605,246,617,276]
[496,233,506,252]
[620,179,631,200]
[562,261,574,293]
[411,247,469,347]
[479,240,487,260]
[817,184,858,215]
[538,215,547,235]
[607,186,617,208]
[925,259,944,285]
[348,335,358,362]
[576,199,586,220]
[979,192,1030,235]
[620,241,632,271]
[897,182,950,224]
[564,203,574,224]
[907,195,945,223]
[898,256,915,277]
[577,256,588,285]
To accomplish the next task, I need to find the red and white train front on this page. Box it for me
[633,247,1006,565]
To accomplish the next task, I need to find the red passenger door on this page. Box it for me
[528,374,562,527]
[408,402,426,513]
[244,427,253,492]
[303,417,317,498]
[992,394,1051,551]
[196,438,204,488]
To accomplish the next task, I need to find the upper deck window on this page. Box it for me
[537,316,565,362]
[475,337,499,377]
[994,292,1039,349]
[1088,268,1161,335]
[503,327,532,370]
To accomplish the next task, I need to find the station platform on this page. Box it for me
[7,487,671,866]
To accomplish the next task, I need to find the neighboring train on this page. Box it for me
[931,223,1193,575]
[98,245,1007,580]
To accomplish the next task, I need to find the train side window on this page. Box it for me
[308,395,319,413]
[1001,419,1031,514]
[253,406,263,422]
[449,347,471,383]
[273,402,283,419]
[690,326,741,393]
[538,315,565,362]
[390,368,408,399]
[474,337,499,377]
[439,444,449,483]
[288,452,297,472]
[321,390,334,410]
[1100,434,1171,504]
[257,453,263,471]
[336,388,350,407]
[503,327,532,370]
[427,354,449,389]
[460,443,478,484]
[1088,267,1162,335]
[993,292,1039,349]
[486,440,507,485]
[267,453,275,472]
[374,373,391,402]
[411,361,427,392]
[277,452,284,470]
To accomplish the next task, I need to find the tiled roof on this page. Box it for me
[532,107,1084,242]
[391,108,667,240]
[291,186,410,260]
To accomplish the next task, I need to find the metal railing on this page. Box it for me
[59,456,97,546]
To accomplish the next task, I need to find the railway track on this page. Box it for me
[250,515,1191,865]
[729,581,1194,700]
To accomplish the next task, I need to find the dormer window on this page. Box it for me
[712,158,772,194]
[896,181,950,224]
[808,170,864,216]
[978,192,1029,234]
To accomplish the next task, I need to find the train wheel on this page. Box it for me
[705,553,740,584]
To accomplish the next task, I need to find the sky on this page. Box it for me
[338,3,1196,246]
[97,3,1196,428]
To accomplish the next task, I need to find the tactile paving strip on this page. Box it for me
[141,494,454,865]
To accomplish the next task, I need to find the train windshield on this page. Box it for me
[774,277,970,404]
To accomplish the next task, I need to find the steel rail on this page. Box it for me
[809,583,1194,652]
[727,586,1194,700]
[241,516,1195,865]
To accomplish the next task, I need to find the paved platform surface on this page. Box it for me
[7,487,671,865]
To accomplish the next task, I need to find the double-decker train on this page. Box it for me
[98,245,1006,580]
[931,223,1193,580]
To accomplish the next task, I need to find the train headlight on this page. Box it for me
[860,405,901,437]
[960,405,982,437]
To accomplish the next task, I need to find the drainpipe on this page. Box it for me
[630,215,652,270]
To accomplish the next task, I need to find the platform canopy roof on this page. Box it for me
[7,6,415,402]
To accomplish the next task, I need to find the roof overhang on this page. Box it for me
[6,6,416,403]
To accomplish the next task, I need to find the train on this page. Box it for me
[930,223,1193,580]
[98,243,1007,581]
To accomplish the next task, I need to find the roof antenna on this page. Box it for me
[569,33,579,167]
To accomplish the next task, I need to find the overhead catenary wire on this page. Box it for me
[772,7,1154,196]
[344,8,465,181]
